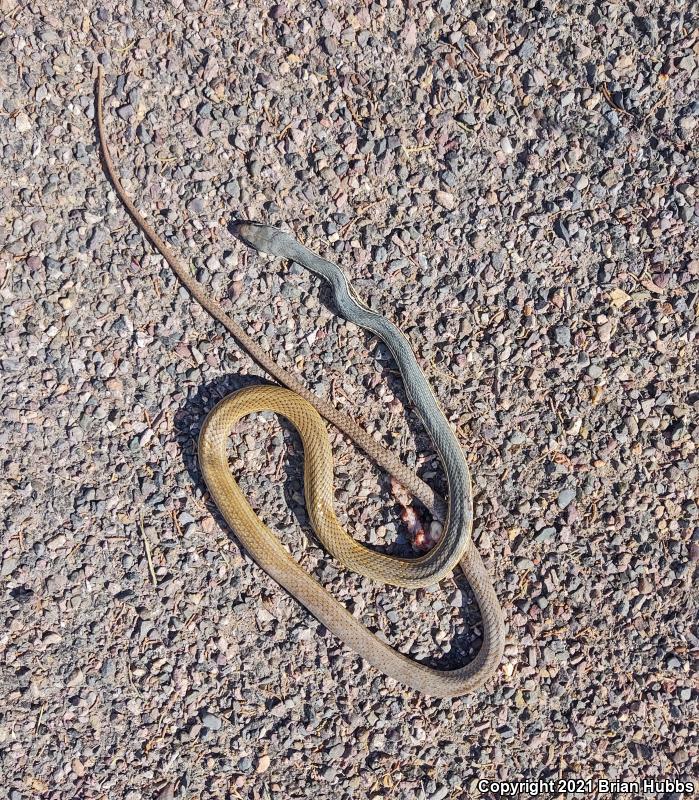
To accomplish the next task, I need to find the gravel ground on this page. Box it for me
[2,1,698,798]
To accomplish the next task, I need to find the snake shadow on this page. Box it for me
[174,373,489,674]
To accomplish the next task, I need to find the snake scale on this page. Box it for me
[96,65,505,697]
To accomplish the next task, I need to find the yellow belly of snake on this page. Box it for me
[199,385,503,697]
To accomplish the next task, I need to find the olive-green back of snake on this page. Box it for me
[232,223,472,589]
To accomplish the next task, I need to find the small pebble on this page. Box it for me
[200,712,222,731]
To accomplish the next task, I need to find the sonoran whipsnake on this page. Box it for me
[96,65,504,697]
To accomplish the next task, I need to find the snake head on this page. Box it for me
[230,221,291,258]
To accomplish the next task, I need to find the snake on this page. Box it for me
[96,65,505,697]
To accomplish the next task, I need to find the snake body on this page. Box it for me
[96,66,505,696]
